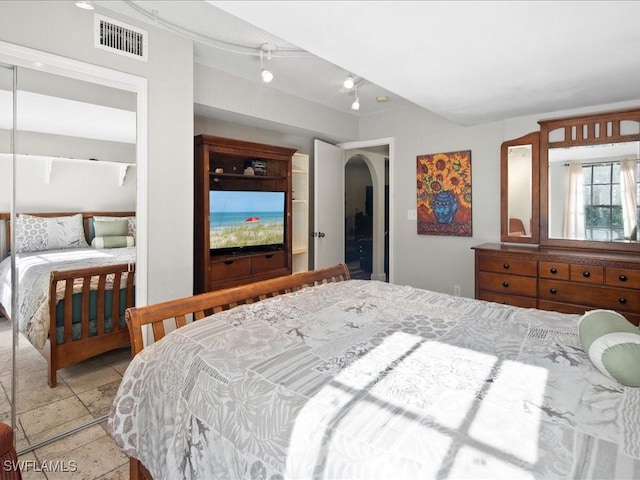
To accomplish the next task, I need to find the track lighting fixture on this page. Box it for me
[259,43,275,84]
[75,1,94,10]
[343,75,355,90]
[351,85,360,111]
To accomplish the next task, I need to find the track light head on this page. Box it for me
[351,84,360,111]
[261,69,274,83]
[259,48,275,83]
[343,75,355,90]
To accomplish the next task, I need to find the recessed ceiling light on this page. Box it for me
[376,95,389,103]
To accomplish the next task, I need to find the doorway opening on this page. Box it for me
[344,149,389,281]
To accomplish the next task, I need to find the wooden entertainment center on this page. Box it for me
[194,134,298,293]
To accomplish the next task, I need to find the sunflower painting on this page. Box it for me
[416,150,472,236]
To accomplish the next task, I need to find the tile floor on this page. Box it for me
[0,316,131,479]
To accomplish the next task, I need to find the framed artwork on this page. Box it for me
[416,150,472,236]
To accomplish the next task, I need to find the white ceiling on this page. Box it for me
[98,1,640,126]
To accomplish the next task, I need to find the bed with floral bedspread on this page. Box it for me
[108,279,640,479]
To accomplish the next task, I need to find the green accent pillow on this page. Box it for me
[91,235,135,249]
[578,309,640,387]
[93,219,128,237]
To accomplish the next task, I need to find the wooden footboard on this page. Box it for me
[46,262,135,387]
[125,263,350,479]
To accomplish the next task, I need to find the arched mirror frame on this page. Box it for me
[539,107,640,253]
[500,131,540,243]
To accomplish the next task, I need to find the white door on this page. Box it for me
[313,139,344,268]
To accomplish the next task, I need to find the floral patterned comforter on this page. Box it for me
[108,280,640,479]
[0,247,135,349]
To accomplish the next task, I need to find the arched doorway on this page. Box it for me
[344,150,389,281]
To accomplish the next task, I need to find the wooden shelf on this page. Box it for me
[210,173,286,181]
[291,153,309,273]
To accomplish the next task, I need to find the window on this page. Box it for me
[583,162,639,241]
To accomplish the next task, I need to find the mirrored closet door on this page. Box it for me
[1,60,140,452]
[0,62,15,442]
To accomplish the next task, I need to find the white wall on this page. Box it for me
[0,1,194,304]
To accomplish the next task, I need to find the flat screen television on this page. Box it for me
[209,190,286,253]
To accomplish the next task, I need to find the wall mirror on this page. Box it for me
[500,131,540,243]
[0,42,145,455]
[540,108,640,252]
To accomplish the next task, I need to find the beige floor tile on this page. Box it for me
[32,424,108,462]
[60,366,122,394]
[18,396,91,439]
[13,382,75,415]
[76,380,121,418]
[43,434,129,480]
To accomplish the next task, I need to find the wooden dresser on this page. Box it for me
[473,243,640,325]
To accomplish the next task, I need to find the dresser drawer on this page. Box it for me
[476,255,537,276]
[251,251,287,274]
[538,261,569,280]
[478,290,538,308]
[569,264,604,284]
[539,279,638,312]
[606,267,640,289]
[210,256,252,282]
[477,272,537,297]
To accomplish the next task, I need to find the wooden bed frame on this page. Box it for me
[123,263,351,480]
[0,211,136,387]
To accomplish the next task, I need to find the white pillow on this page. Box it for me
[15,213,89,253]
[91,235,135,249]
[578,309,640,387]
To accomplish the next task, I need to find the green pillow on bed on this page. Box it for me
[578,309,640,387]
[93,219,128,237]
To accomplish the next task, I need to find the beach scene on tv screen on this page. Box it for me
[210,190,285,249]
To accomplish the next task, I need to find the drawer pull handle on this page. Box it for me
[550,288,557,294]
[502,281,509,288]
[619,274,628,282]
[265,254,274,259]
[503,263,510,269]
[582,271,591,278]
[619,297,627,304]
[550,268,557,274]
[224,260,234,265]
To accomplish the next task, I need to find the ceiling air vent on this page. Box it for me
[94,14,148,62]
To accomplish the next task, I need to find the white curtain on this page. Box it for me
[620,158,637,238]
[563,161,585,239]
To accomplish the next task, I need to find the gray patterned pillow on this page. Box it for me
[15,214,89,253]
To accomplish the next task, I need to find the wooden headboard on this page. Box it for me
[0,211,135,252]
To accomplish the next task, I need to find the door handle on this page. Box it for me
[312,232,326,238]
